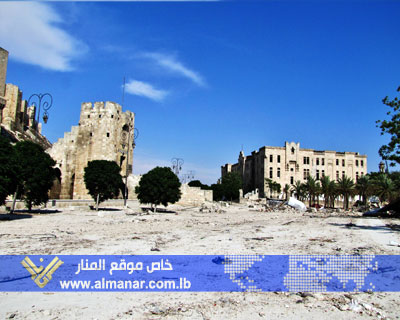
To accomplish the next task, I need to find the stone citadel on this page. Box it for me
[0,47,50,149]
[48,101,135,199]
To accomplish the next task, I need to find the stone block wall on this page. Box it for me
[48,101,135,199]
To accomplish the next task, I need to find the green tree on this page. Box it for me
[371,173,396,204]
[211,183,224,201]
[0,136,19,205]
[188,180,211,190]
[320,176,332,207]
[283,184,291,200]
[376,86,400,166]
[356,175,371,205]
[135,167,181,212]
[84,160,123,211]
[292,180,306,201]
[14,141,56,211]
[336,175,356,210]
[303,176,320,207]
[221,172,242,201]
[265,178,281,198]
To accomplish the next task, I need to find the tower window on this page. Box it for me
[106,132,110,137]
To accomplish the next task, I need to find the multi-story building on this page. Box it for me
[221,142,367,197]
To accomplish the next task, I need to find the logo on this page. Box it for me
[21,256,64,288]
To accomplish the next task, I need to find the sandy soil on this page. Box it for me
[0,201,399,319]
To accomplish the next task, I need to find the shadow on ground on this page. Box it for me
[0,213,33,221]
[89,206,122,211]
[140,207,177,214]
[329,222,400,233]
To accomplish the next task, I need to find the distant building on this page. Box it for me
[0,47,51,148]
[221,142,367,197]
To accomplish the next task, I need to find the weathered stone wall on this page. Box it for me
[0,47,8,98]
[48,101,135,200]
[222,141,368,197]
[126,174,213,206]
[178,184,213,206]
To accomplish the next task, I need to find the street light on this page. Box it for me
[182,170,195,183]
[27,93,53,126]
[120,124,139,206]
[171,158,184,176]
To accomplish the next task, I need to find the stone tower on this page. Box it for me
[0,47,8,97]
[48,101,135,199]
[0,48,9,118]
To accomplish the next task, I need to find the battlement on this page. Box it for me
[81,101,124,114]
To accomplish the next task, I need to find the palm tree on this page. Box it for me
[356,175,371,205]
[292,180,306,201]
[320,176,332,207]
[328,180,338,208]
[283,184,291,200]
[337,175,356,210]
[371,174,396,204]
[303,176,320,208]
[265,178,281,198]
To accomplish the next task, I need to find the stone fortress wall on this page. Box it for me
[0,47,51,149]
[48,101,135,200]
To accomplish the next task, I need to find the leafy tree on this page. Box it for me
[336,175,356,210]
[84,160,123,211]
[0,136,19,205]
[388,171,400,196]
[283,184,291,200]
[211,183,224,201]
[371,173,396,204]
[14,141,56,211]
[356,175,371,205]
[265,178,281,198]
[376,86,400,166]
[221,172,242,201]
[292,180,307,201]
[188,180,211,190]
[320,176,332,207]
[303,176,320,207]
[135,167,181,212]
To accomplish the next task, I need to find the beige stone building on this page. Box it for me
[222,142,367,197]
[0,47,51,148]
[48,101,135,200]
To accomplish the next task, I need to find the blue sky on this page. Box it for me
[1,1,399,184]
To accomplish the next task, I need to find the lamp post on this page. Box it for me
[27,93,53,126]
[182,170,195,183]
[120,125,139,206]
[171,158,184,177]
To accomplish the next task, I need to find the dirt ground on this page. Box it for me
[0,201,399,319]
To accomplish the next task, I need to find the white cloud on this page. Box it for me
[0,2,86,71]
[125,79,168,101]
[143,52,206,87]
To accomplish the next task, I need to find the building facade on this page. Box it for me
[48,101,135,200]
[222,142,367,197]
[0,47,51,148]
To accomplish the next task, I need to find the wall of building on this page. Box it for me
[48,101,135,200]
[0,48,8,99]
[0,47,51,149]
[222,141,368,197]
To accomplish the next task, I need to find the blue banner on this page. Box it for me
[0,255,399,292]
